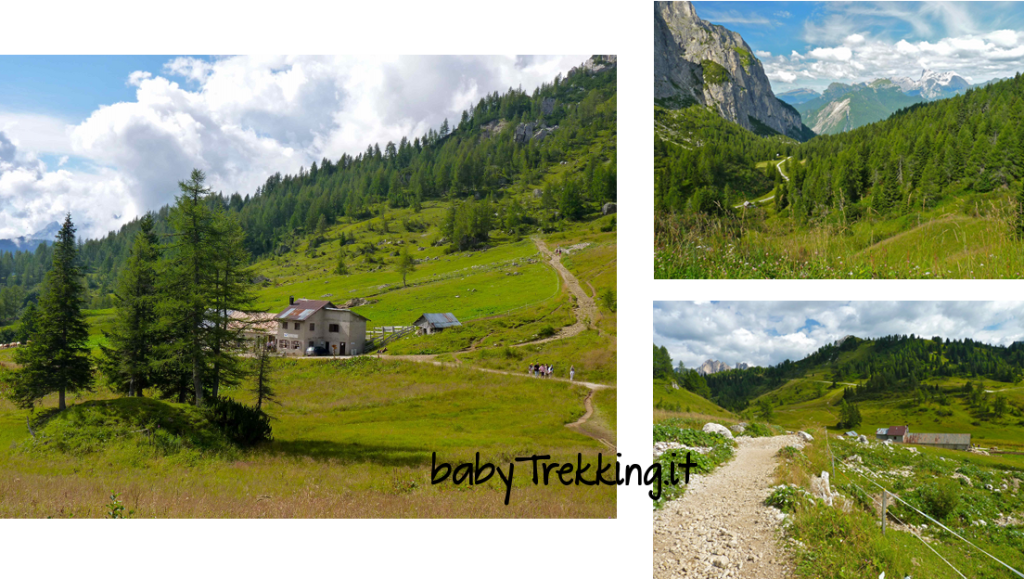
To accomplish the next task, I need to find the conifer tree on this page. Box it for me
[250,339,275,410]
[395,248,415,287]
[99,215,161,397]
[157,170,220,406]
[207,212,257,399]
[10,214,92,411]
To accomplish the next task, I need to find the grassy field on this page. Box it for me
[655,181,1024,279]
[458,330,616,386]
[753,368,1024,449]
[0,355,614,517]
[776,429,1024,578]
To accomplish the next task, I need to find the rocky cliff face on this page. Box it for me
[697,359,731,376]
[654,1,811,141]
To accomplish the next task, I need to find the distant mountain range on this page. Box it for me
[775,87,819,105]
[696,359,751,376]
[0,222,60,255]
[777,70,988,135]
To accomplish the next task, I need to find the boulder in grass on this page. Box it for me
[797,431,813,442]
[702,422,734,439]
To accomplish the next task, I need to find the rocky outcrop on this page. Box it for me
[697,359,730,375]
[540,97,557,117]
[654,1,811,141]
[532,126,557,142]
[568,55,617,78]
[513,121,558,145]
[602,202,617,215]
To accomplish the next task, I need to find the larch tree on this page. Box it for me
[250,339,276,410]
[10,214,92,411]
[395,248,415,287]
[99,214,161,397]
[206,211,257,399]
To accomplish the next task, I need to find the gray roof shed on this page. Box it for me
[414,313,462,329]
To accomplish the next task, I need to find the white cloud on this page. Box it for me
[127,70,152,87]
[987,29,1020,48]
[0,55,587,240]
[653,302,1024,369]
[809,46,853,61]
[764,28,1024,91]
[767,70,797,83]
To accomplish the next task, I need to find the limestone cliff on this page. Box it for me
[654,1,812,141]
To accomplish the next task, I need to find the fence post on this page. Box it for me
[881,490,887,535]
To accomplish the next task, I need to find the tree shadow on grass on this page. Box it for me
[265,439,431,467]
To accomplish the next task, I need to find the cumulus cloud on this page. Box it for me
[762,26,1024,90]
[0,55,586,240]
[0,130,136,239]
[653,302,1024,370]
[809,46,853,61]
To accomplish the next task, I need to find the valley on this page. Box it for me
[653,332,1024,578]
[0,56,617,518]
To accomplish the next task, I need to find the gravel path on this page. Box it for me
[654,434,804,579]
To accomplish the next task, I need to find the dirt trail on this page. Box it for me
[528,237,600,343]
[654,434,804,579]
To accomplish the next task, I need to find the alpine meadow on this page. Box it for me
[0,55,617,518]
[654,1,1024,279]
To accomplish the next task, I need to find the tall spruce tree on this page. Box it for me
[10,214,92,411]
[99,215,161,397]
[158,169,220,406]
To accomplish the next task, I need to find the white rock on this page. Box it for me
[797,431,813,442]
[703,422,734,439]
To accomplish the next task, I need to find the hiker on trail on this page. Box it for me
[548,365,554,378]
[569,365,575,381]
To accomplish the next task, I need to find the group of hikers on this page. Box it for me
[527,363,576,381]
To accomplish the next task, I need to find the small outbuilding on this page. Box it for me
[876,425,909,442]
[413,313,462,335]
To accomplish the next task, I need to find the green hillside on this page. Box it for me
[656,73,1024,279]
[654,378,736,419]
[705,335,1024,448]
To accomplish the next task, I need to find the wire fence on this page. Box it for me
[821,427,1024,578]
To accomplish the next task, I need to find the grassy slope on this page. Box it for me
[748,343,1024,448]
[0,355,613,517]
[654,378,737,419]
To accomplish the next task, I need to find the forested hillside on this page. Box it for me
[0,58,617,339]
[704,334,1024,411]
[654,105,792,214]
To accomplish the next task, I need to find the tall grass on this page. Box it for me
[655,192,1024,279]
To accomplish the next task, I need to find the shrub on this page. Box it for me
[918,479,961,522]
[206,398,272,447]
[766,484,804,513]
[537,325,557,339]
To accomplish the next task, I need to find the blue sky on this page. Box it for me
[691,1,1024,93]
[0,55,585,240]
[654,301,1024,369]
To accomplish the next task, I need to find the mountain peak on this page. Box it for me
[31,221,61,240]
